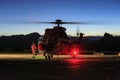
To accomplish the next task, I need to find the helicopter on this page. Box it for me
[37,19,85,59]
[1,19,119,59]
[0,19,87,59]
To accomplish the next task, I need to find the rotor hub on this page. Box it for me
[55,19,62,27]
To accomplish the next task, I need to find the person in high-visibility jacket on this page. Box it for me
[38,41,44,56]
[31,42,37,58]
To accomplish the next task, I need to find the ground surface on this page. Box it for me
[1,53,120,80]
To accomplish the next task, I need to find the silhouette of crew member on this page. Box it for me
[79,32,84,44]
[31,42,37,58]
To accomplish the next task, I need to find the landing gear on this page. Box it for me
[71,54,77,59]
[44,53,53,60]
[72,55,76,59]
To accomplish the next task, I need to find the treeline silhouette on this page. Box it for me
[0,32,120,54]
[0,32,41,53]
[95,33,120,52]
[77,33,120,54]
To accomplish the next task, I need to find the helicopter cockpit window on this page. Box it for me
[38,36,43,42]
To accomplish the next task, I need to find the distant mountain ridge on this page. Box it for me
[84,36,102,41]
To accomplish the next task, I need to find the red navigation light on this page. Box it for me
[71,49,79,58]
[70,45,81,58]
[73,51,77,54]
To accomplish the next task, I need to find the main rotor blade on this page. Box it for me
[61,22,91,24]
[0,20,51,24]
[0,21,90,24]
[0,20,119,25]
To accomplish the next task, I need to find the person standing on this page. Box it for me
[38,41,44,55]
[31,42,37,58]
